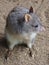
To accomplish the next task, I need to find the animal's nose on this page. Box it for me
[40,26,45,32]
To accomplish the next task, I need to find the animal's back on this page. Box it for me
[6,7,29,33]
[10,7,29,19]
[12,7,29,14]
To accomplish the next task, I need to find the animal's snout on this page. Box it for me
[40,26,45,32]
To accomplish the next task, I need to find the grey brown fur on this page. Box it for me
[5,6,45,58]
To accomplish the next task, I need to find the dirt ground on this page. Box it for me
[0,0,49,65]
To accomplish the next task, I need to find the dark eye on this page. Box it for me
[35,25,38,27]
[31,24,38,27]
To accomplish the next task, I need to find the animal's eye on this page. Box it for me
[31,24,38,27]
[35,25,38,27]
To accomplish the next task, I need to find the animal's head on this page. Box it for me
[23,6,45,33]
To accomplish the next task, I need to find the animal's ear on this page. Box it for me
[25,14,32,22]
[29,6,33,13]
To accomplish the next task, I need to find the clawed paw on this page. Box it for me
[4,49,12,61]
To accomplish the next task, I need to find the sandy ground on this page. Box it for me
[0,0,49,65]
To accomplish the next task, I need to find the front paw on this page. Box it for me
[29,50,32,57]
[4,49,12,61]
[29,48,35,59]
[29,48,33,57]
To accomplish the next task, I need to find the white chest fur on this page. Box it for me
[5,31,37,50]
[6,31,37,45]
[30,32,37,40]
